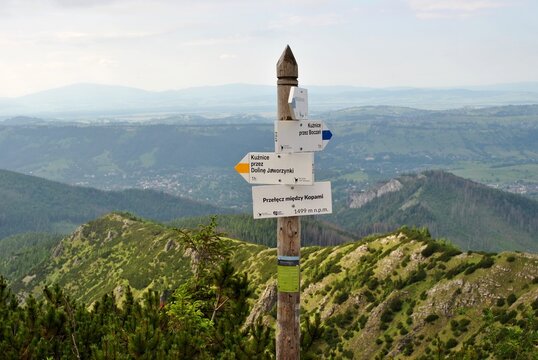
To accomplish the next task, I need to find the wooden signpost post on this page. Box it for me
[276,45,302,360]
[235,45,333,359]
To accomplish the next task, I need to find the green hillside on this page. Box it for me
[2,168,537,254]
[0,169,228,239]
[260,228,538,359]
[334,171,538,252]
[0,232,63,282]
[4,213,538,358]
[11,212,263,304]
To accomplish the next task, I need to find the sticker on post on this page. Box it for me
[277,265,300,292]
[288,87,308,120]
[252,181,332,219]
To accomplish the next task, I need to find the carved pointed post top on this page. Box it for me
[276,45,298,120]
[277,45,298,84]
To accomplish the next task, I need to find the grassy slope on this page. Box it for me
[8,213,538,358]
[245,230,538,359]
[13,212,263,304]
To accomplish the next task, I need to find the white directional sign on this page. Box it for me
[288,87,308,120]
[235,152,314,185]
[252,181,332,219]
[275,120,333,153]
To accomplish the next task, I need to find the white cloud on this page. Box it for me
[96,57,119,67]
[54,30,161,42]
[268,13,342,30]
[219,54,237,60]
[408,0,508,19]
[181,36,249,47]
[51,0,125,8]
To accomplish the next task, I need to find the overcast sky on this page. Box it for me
[1,0,537,97]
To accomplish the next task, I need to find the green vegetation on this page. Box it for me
[170,214,354,248]
[0,169,227,239]
[6,213,265,305]
[2,104,538,357]
[3,167,538,256]
[0,224,273,359]
[447,309,538,359]
[0,232,63,281]
[2,213,538,358]
[452,162,538,185]
[333,170,538,252]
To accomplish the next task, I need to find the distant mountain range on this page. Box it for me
[2,82,538,118]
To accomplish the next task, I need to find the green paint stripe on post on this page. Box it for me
[277,265,300,293]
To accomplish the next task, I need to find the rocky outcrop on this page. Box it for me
[351,291,406,359]
[243,281,277,328]
[164,239,178,252]
[52,242,64,258]
[349,179,403,208]
[104,230,118,242]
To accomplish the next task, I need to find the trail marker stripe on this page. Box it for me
[235,163,249,174]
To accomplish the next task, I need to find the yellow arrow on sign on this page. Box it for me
[234,162,249,174]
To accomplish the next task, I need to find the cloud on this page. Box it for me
[408,0,508,19]
[181,36,249,47]
[54,30,160,42]
[268,13,342,30]
[0,0,123,16]
[219,53,237,60]
[96,56,119,67]
[51,0,126,8]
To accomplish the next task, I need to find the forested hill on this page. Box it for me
[169,214,355,248]
[0,169,228,238]
[335,170,538,252]
[2,212,538,359]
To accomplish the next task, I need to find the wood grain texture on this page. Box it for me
[276,45,301,360]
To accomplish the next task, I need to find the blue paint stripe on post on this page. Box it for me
[278,255,300,261]
[322,130,332,140]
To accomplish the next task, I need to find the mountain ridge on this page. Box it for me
[336,171,538,252]
[4,212,538,359]
[0,168,228,239]
[2,168,538,253]
[3,82,538,117]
